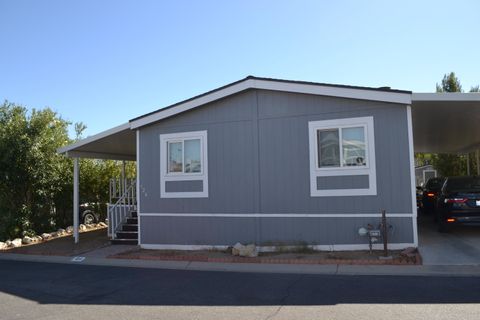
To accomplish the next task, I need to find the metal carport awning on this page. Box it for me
[412,93,480,154]
[57,122,136,161]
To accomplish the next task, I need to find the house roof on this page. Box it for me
[129,76,412,129]
[57,76,480,160]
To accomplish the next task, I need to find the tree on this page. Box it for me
[436,72,462,93]
[470,85,480,92]
[0,101,136,240]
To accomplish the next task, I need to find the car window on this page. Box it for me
[446,177,480,192]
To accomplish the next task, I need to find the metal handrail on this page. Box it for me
[107,181,137,239]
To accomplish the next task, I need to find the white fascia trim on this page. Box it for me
[65,150,136,161]
[308,116,377,197]
[136,130,141,245]
[253,79,412,105]
[141,243,416,252]
[407,106,419,247]
[130,79,411,129]
[159,130,209,198]
[57,122,131,154]
[412,92,480,102]
[139,213,415,218]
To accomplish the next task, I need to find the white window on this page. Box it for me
[160,130,208,198]
[308,116,376,196]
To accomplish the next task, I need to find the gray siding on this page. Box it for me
[138,89,415,246]
[140,215,413,246]
[165,180,203,192]
[317,175,369,190]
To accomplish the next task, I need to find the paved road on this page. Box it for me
[1,260,480,320]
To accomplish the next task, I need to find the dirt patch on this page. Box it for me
[3,229,110,256]
[110,248,421,265]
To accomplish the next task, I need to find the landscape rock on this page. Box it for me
[98,222,108,228]
[232,242,258,257]
[66,226,73,233]
[11,238,22,247]
[41,233,52,240]
[5,240,12,247]
[34,236,43,242]
[22,236,33,244]
[79,224,87,231]
[57,228,66,236]
[0,242,7,250]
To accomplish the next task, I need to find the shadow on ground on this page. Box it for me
[1,259,480,306]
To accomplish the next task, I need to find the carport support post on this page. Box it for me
[73,157,79,244]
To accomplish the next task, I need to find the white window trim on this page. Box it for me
[160,130,208,198]
[308,116,377,196]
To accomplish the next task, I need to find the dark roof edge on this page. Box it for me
[130,76,411,122]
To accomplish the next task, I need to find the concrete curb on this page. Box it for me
[1,252,480,277]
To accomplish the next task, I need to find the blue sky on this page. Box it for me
[1,0,479,137]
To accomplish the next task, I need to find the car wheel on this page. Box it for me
[83,212,97,224]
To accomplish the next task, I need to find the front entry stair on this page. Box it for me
[111,211,138,245]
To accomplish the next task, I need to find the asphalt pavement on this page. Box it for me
[1,259,480,320]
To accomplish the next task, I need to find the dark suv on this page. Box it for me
[422,177,445,214]
[435,176,480,232]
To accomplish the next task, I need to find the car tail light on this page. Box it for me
[427,192,435,197]
[444,198,468,204]
[447,218,456,223]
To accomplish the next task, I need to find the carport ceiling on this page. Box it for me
[412,93,480,154]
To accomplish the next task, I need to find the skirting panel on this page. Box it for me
[139,215,414,247]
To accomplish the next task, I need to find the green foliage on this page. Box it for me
[436,72,463,93]
[470,85,480,93]
[0,101,135,241]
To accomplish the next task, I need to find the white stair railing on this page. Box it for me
[107,180,136,239]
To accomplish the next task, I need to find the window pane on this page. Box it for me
[168,142,183,173]
[342,127,366,166]
[317,129,340,167]
[184,139,201,173]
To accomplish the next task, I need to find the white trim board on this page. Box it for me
[130,78,411,129]
[406,106,419,248]
[139,213,415,218]
[141,243,416,252]
[136,129,142,245]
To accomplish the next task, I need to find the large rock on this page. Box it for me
[11,238,22,247]
[22,236,33,244]
[0,242,7,250]
[79,224,87,232]
[34,235,43,242]
[66,226,73,233]
[98,222,108,228]
[41,233,52,240]
[232,243,258,257]
[57,228,66,236]
[5,240,12,247]
[85,223,95,229]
